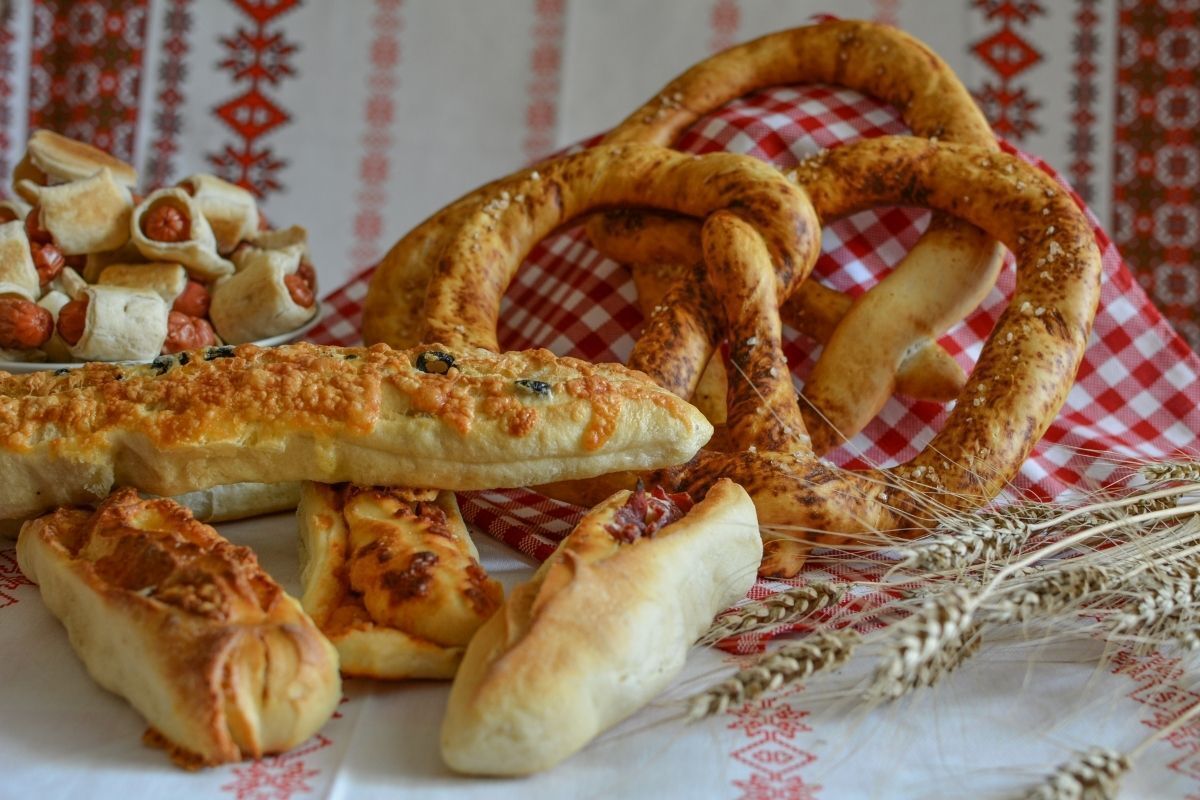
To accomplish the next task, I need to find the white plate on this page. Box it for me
[0,301,325,374]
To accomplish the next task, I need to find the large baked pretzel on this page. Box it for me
[365,135,1100,577]
[593,18,1004,452]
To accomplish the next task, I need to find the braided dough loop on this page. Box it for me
[646,137,1101,568]
[596,18,1004,449]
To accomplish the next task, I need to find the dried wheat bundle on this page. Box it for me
[699,582,845,645]
[1023,747,1130,800]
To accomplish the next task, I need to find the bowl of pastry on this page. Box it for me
[0,130,322,373]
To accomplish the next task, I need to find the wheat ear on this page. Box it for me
[897,513,1031,571]
[685,629,861,721]
[983,565,1117,625]
[1023,747,1130,800]
[700,583,846,645]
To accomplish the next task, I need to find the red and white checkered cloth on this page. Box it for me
[308,83,1200,574]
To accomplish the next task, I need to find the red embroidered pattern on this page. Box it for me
[348,0,403,271]
[969,0,1045,140]
[0,0,16,185]
[726,686,823,799]
[28,0,150,160]
[1112,3,1200,351]
[1111,650,1200,788]
[145,0,193,188]
[1067,0,1100,204]
[523,0,564,163]
[220,734,332,800]
[208,0,300,198]
[1,547,33,609]
[709,0,740,54]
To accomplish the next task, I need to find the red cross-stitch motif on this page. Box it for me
[0,547,32,609]
[969,0,1045,140]
[219,734,331,800]
[145,0,192,188]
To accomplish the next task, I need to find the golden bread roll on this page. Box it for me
[298,482,502,679]
[440,478,761,775]
[16,489,341,767]
[0,342,712,521]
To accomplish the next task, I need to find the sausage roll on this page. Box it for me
[131,189,234,280]
[298,482,502,679]
[440,479,761,775]
[62,284,169,362]
[235,225,310,265]
[12,129,138,199]
[98,262,189,305]
[210,246,317,344]
[0,342,713,521]
[16,489,341,767]
[20,168,134,255]
[0,197,30,224]
[35,288,73,362]
[177,174,260,254]
[0,220,39,301]
[82,241,148,283]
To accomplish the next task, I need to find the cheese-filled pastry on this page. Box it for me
[441,479,760,775]
[0,220,39,301]
[57,284,169,362]
[298,482,502,679]
[131,188,234,280]
[177,174,260,254]
[98,262,189,305]
[20,168,134,255]
[16,489,341,768]
[12,130,138,198]
[0,342,713,521]
[210,245,317,343]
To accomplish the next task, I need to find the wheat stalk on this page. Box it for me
[864,587,982,701]
[983,565,1117,625]
[1140,462,1200,483]
[897,514,1031,571]
[685,629,861,721]
[1023,747,1130,800]
[699,583,846,645]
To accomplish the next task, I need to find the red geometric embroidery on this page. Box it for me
[1112,3,1200,351]
[968,0,1045,140]
[1111,649,1200,791]
[709,0,741,54]
[27,0,151,160]
[220,734,331,800]
[1067,0,1100,203]
[0,0,16,186]
[145,0,193,188]
[0,547,33,609]
[347,0,403,271]
[208,0,300,198]
[523,0,564,163]
[725,685,822,798]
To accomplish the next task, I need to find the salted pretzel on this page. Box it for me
[366,135,1101,577]
[593,18,1003,449]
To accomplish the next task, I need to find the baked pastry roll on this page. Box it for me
[82,241,147,282]
[63,284,169,362]
[0,197,31,224]
[35,288,73,362]
[210,245,317,343]
[20,168,134,255]
[173,481,301,523]
[16,489,341,767]
[440,479,761,775]
[131,189,234,280]
[0,220,39,301]
[12,130,138,199]
[298,482,502,679]
[235,224,310,265]
[178,174,260,254]
[0,342,713,521]
[98,262,189,305]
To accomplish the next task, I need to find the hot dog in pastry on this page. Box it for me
[210,244,317,344]
[16,489,341,767]
[131,189,234,280]
[0,342,713,521]
[58,284,169,362]
[0,219,39,301]
[177,174,260,254]
[20,168,134,255]
[440,478,761,775]
[98,262,189,305]
[298,482,502,679]
[12,129,138,197]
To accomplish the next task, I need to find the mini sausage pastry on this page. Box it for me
[19,168,134,255]
[440,479,761,775]
[209,245,317,344]
[12,130,138,199]
[234,225,310,265]
[131,189,234,280]
[0,198,30,224]
[16,489,341,768]
[177,174,260,254]
[298,482,502,679]
[34,288,73,362]
[98,262,189,305]
[0,220,39,301]
[59,284,169,362]
[0,296,53,352]
[0,342,714,521]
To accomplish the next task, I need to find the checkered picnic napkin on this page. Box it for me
[307,83,1200,606]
